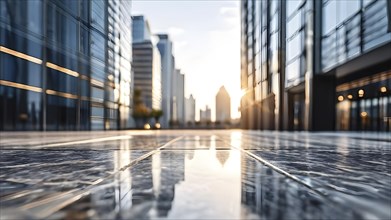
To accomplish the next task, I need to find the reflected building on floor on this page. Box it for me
[0,0,134,131]
[240,154,343,219]
[240,0,391,131]
[156,151,185,217]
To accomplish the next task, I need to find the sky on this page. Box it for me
[132,0,241,121]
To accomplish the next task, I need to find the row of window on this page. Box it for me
[243,0,391,89]
[1,0,133,131]
[0,86,90,130]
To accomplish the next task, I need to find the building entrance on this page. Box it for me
[336,71,391,131]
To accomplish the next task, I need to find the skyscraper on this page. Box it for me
[156,34,174,128]
[185,94,196,124]
[0,0,133,131]
[132,16,162,111]
[171,68,185,125]
[215,86,231,123]
[241,0,391,131]
[200,105,211,123]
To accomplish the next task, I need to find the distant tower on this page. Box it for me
[185,95,196,124]
[215,86,231,122]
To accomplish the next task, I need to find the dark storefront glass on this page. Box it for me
[80,100,90,130]
[0,86,42,130]
[46,95,77,130]
[336,72,391,131]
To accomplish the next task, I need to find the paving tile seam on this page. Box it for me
[215,135,342,204]
[217,134,386,216]
[6,136,184,219]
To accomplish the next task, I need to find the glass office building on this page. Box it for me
[241,0,391,131]
[0,0,133,131]
[132,16,162,111]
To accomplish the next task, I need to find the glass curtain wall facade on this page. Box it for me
[156,34,174,128]
[132,16,162,111]
[0,0,133,131]
[241,0,285,130]
[240,0,391,131]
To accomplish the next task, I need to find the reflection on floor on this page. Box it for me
[0,130,390,219]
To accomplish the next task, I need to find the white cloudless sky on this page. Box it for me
[132,0,241,121]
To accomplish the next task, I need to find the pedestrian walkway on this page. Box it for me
[0,130,390,219]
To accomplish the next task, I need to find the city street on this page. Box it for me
[0,130,390,219]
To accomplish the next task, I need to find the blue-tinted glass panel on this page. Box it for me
[0,53,42,87]
[91,30,106,62]
[0,86,42,130]
[91,106,104,117]
[91,58,105,82]
[287,0,302,17]
[91,0,106,33]
[46,48,78,71]
[0,27,43,58]
[0,0,42,35]
[337,1,360,25]
[287,10,302,38]
[51,0,78,16]
[286,59,300,83]
[91,87,104,101]
[47,4,77,52]
[80,25,90,55]
[323,1,337,35]
[46,95,77,130]
[287,34,301,61]
[46,69,78,95]
[80,100,90,130]
[80,79,89,97]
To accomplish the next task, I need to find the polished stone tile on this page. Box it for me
[0,130,390,219]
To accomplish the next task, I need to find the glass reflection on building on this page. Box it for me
[240,0,391,131]
[0,0,134,131]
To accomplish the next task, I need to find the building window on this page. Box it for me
[0,87,42,130]
[1,53,42,88]
[46,95,77,130]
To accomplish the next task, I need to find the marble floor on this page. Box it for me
[0,130,390,219]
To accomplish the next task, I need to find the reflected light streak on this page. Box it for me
[46,62,79,78]
[91,79,104,88]
[0,46,43,64]
[0,80,43,93]
[46,89,78,99]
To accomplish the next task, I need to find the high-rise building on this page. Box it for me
[156,34,174,128]
[132,16,162,111]
[0,0,133,131]
[185,94,196,124]
[215,86,231,123]
[241,0,391,131]
[171,69,185,125]
[200,105,211,123]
